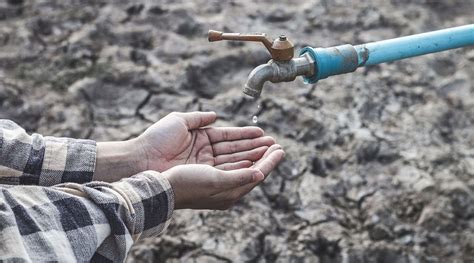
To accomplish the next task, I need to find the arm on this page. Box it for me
[0,146,285,262]
[0,170,174,262]
[0,119,96,186]
[1,112,275,185]
[0,119,146,185]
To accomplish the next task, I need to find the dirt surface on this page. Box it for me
[1,0,474,262]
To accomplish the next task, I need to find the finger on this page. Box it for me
[225,149,285,199]
[206,126,264,143]
[214,146,268,165]
[216,168,264,190]
[253,144,282,166]
[254,149,285,177]
[215,160,253,171]
[212,136,276,155]
[175,111,217,129]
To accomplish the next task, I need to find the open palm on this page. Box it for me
[137,112,275,172]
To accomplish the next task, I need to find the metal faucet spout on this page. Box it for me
[243,53,315,98]
[243,64,275,98]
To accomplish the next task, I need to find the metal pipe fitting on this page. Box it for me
[243,53,315,98]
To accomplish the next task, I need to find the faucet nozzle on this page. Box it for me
[243,85,262,98]
[243,63,275,98]
[243,53,315,98]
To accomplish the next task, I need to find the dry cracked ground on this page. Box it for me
[1,0,474,262]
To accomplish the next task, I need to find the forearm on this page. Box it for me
[94,138,147,182]
[0,171,174,261]
[0,119,148,184]
[0,119,95,186]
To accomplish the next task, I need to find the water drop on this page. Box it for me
[252,115,258,123]
[291,168,298,176]
[251,99,262,124]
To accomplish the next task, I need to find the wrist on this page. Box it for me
[162,167,184,210]
[94,139,145,182]
[127,137,149,172]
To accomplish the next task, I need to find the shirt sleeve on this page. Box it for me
[0,119,96,186]
[0,170,175,262]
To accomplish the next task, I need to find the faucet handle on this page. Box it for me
[208,30,294,61]
[208,30,272,44]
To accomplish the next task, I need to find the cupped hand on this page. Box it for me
[137,111,275,172]
[164,144,285,210]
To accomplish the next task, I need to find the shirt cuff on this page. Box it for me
[39,136,97,186]
[113,171,175,240]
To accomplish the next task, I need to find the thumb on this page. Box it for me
[254,145,286,177]
[218,168,264,190]
[177,111,217,130]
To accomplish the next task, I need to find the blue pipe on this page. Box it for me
[300,24,474,84]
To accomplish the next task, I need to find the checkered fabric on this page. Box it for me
[0,119,96,186]
[0,120,175,262]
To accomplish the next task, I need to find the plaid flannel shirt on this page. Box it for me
[0,120,174,262]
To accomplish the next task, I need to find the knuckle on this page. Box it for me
[251,140,259,148]
[223,130,230,141]
[230,143,238,153]
[237,173,247,186]
[253,151,262,159]
[232,154,241,163]
[197,116,203,127]
[167,112,180,121]
[210,144,217,156]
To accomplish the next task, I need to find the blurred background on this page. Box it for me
[1,0,474,262]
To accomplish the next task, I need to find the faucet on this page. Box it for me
[242,53,315,97]
[208,30,315,98]
[208,24,474,98]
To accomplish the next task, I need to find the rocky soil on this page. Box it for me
[1,0,474,262]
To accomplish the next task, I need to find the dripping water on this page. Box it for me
[252,114,258,123]
[251,98,262,124]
